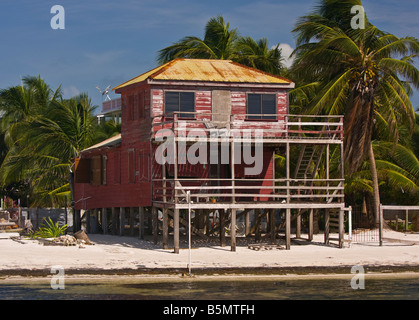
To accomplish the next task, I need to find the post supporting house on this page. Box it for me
[73,59,345,252]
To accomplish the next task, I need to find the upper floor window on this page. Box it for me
[247,93,276,120]
[165,91,195,118]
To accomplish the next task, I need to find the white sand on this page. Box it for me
[0,230,418,273]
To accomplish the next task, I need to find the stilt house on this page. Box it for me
[73,58,345,252]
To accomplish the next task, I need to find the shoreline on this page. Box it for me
[1,264,419,278]
[1,230,418,281]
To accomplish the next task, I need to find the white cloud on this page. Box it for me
[62,85,80,99]
[276,43,295,68]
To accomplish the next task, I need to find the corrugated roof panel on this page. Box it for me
[114,59,292,91]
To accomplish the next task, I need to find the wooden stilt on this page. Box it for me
[285,208,291,250]
[339,208,344,248]
[324,209,330,245]
[102,208,108,235]
[255,209,261,242]
[129,207,135,236]
[86,210,91,233]
[296,210,301,239]
[220,209,226,247]
[163,208,169,249]
[139,207,144,239]
[111,207,117,235]
[119,207,125,236]
[174,208,180,254]
[231,209,236,252]
[152,207,158,244]
[308,208,313,241]
[245,210,250,236]
[270,209,276,244]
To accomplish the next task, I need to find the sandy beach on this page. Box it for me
[0,229,418,277]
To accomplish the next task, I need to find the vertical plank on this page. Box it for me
[86,210,91,233]
[245,210,250,236]
[231,209,236,252]
[119,207,125,236]
[174,208,180,254]
[339,208,344,248]
[308,209,313,241]
[163,208,169,249]
[285,208,291,250]
[296,210,301,239]
[255,209,261,242]
[324,209,330,245]
[270,209,276,244]
[102,208,108,235]
[129,207,135,236]
[111,207,117,235]
[139,207,144,240]
[220,209,226,247]
[152,207,158,245]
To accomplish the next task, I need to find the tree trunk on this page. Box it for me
[369,144,380,226]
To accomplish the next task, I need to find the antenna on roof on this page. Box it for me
[96,85,111,101]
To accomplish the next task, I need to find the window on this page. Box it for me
[90,156,102,186]
[101,155,107,185]
[247,93,276,120]
[165,91,195,118]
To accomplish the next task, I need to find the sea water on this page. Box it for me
[1,275,419,300]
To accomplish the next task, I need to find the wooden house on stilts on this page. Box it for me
[73,58,346,252]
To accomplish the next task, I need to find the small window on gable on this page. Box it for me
[165,91,195,118]
[247,93,276,120]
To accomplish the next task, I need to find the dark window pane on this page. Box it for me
[248,94,261,119]
[165,92,179,116]
[179,92,195,118]
[262,94,276,119]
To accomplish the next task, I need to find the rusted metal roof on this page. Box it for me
[114,59,292,90]
[81,133,121,153]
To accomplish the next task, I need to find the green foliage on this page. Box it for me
[0,76,112,207]
[157,16,284,75]
[290,0,419,209]
[34,217,67,238]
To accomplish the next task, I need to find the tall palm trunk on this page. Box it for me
[369,143,380,225]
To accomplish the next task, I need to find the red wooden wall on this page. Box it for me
[74,82,288,210]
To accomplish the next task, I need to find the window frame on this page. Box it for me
[164,90,196,119]
[246,93,277,120]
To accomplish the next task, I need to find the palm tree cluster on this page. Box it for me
[158,4,419,221]
[157,16,284,75]
[290,0,419,219]
[0,76,115,207]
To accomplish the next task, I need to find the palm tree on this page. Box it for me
[0,77,100,207]
[157,16,284,74]
[291,0,419,223]
[233,37,283,75]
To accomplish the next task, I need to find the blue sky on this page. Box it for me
[0,0,418,112]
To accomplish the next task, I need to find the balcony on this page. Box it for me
[151,112,343,144]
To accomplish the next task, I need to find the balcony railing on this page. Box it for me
[151,112,343,142]
[152,177,344,205]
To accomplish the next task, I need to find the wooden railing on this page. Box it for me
[151,112,343,141]
[152,177,344,204]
